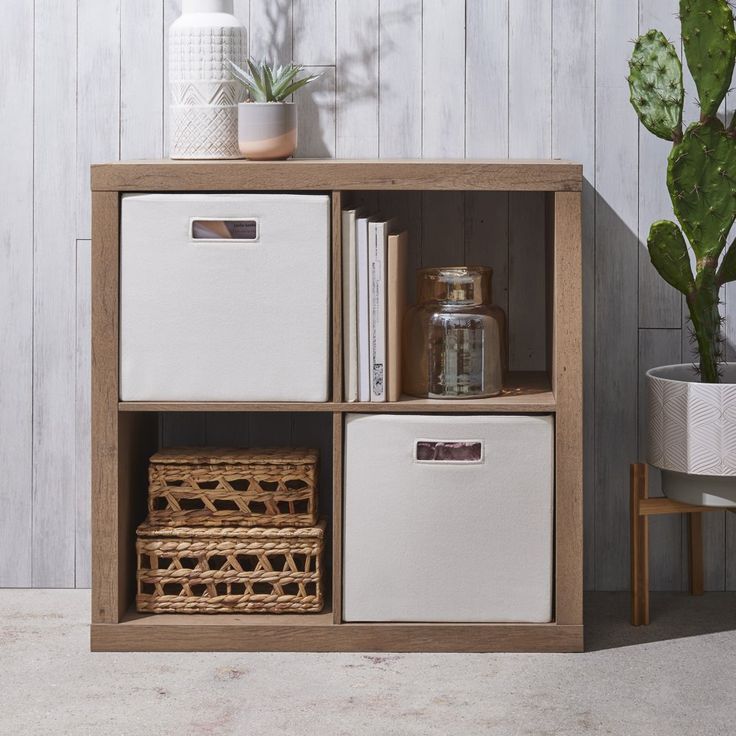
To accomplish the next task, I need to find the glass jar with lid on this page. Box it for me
[403,266,505,398]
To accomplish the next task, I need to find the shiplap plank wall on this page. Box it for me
[2,0,735,589]
[0,0,34,586]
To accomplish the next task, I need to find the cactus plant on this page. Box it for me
[226,58,320,103]
[628,0,736,383]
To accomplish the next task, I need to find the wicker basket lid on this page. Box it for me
[149,447,318,466]
[137,518,326,539]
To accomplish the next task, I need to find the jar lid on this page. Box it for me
[417,265,492,304]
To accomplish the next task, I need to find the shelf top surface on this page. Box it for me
[91,158,582,192]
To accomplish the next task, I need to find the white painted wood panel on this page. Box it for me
[594,0,640,591]
[293,1,335,66]
[0,0,34,586]
[76,0,120,241]
[249,0,291,62]
[4,0,735,590]
[379,0,422,158]
[296,66,336,158]
[422,0,465,158]
[336,0,379,157]
[121,0,164,159]
[33,0,78,587]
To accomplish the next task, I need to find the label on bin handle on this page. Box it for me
[190,218,259,241]
[414,440,484,464]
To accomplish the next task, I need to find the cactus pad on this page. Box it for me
[667,120,736,259]
[628,29,683,140]
[647,220,696,294]
[680,0,736,118]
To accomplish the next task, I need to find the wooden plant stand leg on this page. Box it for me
[630,463,714,625]
[630,463,649,626]
[688,512,704,596]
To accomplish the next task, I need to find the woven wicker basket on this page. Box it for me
[136,520,325,614]
[147,447,318,527]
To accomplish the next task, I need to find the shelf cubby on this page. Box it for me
[91,159,582,652]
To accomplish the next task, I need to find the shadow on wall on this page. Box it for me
[255,1,421,157]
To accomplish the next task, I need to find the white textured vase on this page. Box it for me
[647,363,736,507]
[169,0,246,159]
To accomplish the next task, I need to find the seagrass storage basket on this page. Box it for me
[136,520,325,614]
[147,447,318,527]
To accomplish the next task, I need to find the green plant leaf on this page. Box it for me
[628,29,683,141]
[680,0,736,118]
[262,63,274,100]
[270,65,301,99]
[279,73,322,99]
[667,120,736,259]
[647,220,695,294]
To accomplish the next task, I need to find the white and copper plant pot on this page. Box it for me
[647,363,736,507]
[238,102,297,161]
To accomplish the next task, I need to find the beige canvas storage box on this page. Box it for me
[120,193,330,401]
[343,413,554,623]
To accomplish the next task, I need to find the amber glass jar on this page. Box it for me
[403,266,505,398]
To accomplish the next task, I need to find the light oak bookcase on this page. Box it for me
[90,159,583,652]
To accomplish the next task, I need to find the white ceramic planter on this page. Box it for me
[238,102,297,160]
[169,0,246,159]
[647,363,736,507]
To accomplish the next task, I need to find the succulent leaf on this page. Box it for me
[667,120,736,259]
[680,0,736,118]
[227,57,321,102]
[628,29,683,140]
[647,220,696,294]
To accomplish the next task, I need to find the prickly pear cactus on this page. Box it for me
[628,0,736,383]
[628,30,683,140]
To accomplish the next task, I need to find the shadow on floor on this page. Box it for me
[585,591,736,651]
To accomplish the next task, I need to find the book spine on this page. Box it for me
[357,219,370,402]
[369,223,386,402]
[342,210,358,402]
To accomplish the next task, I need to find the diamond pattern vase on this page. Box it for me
[169,0,246,159]
[647,363,736,507]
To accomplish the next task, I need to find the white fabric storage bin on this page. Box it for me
[343,413,554,622]
[120,193,330,401]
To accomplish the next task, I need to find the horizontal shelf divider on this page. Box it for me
[118,373,554,413]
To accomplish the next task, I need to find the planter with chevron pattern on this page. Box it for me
[168,0,246,159]
[647,364,736,507]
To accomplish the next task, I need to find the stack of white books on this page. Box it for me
[342,208,407,402]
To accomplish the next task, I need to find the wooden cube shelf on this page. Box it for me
[90,159,583,652]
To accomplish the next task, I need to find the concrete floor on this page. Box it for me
[1,591,735,736]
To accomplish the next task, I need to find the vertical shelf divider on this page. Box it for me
[331,191,343,403]
[332,411,344,624]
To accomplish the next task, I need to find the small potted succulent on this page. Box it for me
[226,58,320,160]
[628,0,736,506]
